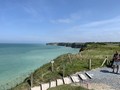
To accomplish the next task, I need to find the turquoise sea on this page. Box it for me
[0,44,79,89]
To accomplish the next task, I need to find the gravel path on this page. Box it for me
[86,67,120,90]
[32,67,120,90]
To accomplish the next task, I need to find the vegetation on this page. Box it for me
[48,84,88,90]
[46,42,86,48]
[11,43,120,90]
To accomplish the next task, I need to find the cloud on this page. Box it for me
[68,16,120,32]
[50,18,72,23]
[50,12,81,24]
[80,16,120,28]
[70,12,81,20]
[22,6,38,17]
[52,15,120,42]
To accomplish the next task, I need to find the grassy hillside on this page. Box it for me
[11,43,120,90]
[48,84,88,90]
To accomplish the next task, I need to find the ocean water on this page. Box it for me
[0,44,79,89]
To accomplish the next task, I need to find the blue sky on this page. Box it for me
[0,0,120,43]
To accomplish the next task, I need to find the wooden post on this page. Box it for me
[49,81,51,88]
[63,64,65,78]
[68,54,72,63]
[51,60,54,72]
[40,84,42,90]
[101,57,108,67]
[52,63,53,72]
[31,73,33,88]
[89,59,91,70]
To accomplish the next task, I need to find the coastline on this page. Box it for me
[46,42,86,48]
[11,43,84,90]
[0,44,79,90]
[11,42,120,90]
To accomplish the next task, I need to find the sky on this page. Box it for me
[0,0,120,43]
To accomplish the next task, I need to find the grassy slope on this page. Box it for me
[11,43,120,90]
[48,84,88,90]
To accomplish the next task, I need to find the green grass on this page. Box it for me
[48,84,89,90]
[11,43,120,90]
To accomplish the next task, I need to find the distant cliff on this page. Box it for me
[46,42,87,49]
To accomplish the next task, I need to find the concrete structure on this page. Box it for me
[70,75,80,82]
[50,81,56,88]
[56,79,63,86]
[63,77,72,84]
[31,72,92,90]
[78,74,87,81]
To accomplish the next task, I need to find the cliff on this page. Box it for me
[46,42,86,48]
